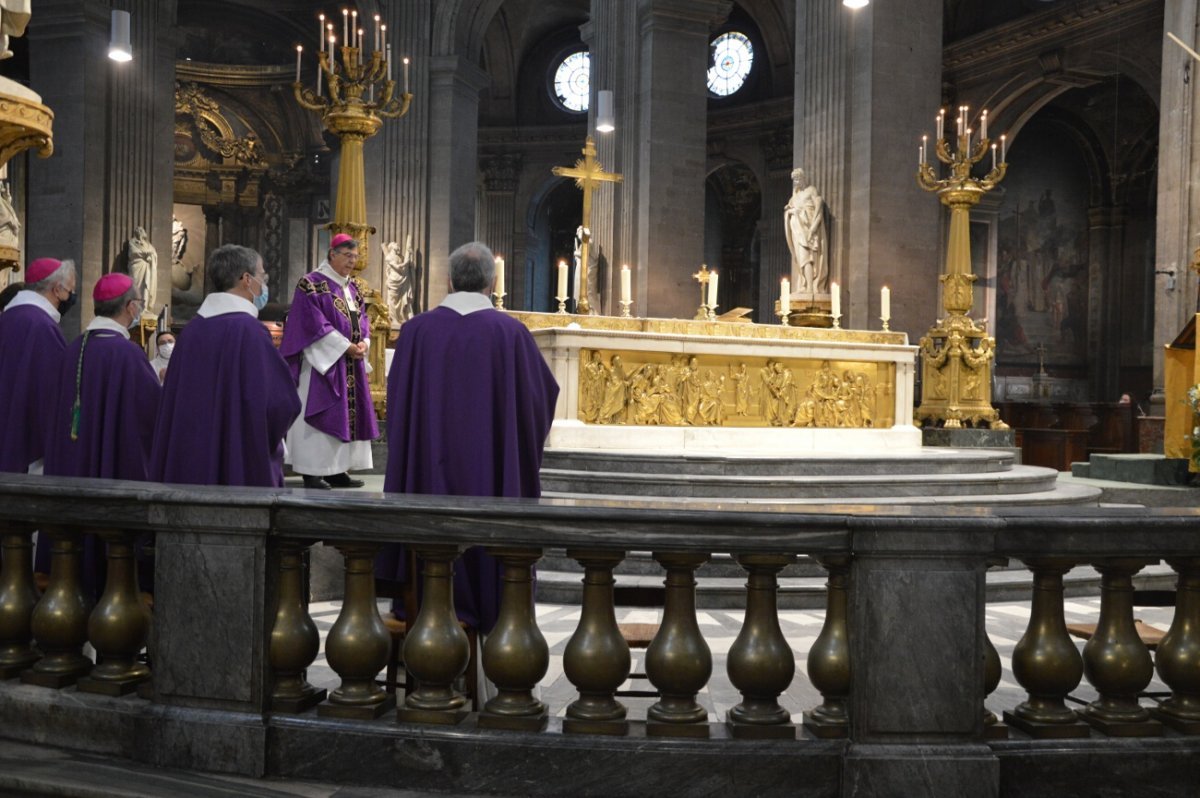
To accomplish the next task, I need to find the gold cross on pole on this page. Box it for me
[552,136,623,314]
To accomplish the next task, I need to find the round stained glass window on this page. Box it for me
[553,50,591,113]
[707,32,754,97]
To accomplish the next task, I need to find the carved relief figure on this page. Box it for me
[384,235,417,325]
[598,355,629,424]
[784,168,828,294]
[730,363,750,416]
[579,349,606,423]
[697,372,726,425]
[124,226,157,314]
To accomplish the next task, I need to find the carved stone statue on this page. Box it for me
[171,214,188,266]
[573,225,599,314]
[124,226,157,314]
[169,216,202,311]
[784,168,828,295]
[0,0,31,61]
[384,235,417,325]
[0,181,19,251]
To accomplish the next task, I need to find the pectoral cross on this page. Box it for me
[552,136,623,315]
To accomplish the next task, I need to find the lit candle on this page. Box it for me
[403,57,411,94]
[494,256,505,297]
[937,109,944,140]
[920,135,927,166]
[557,260,568,300]
[881,286,891,321]
[342,9,348,46]
[374,14,381,52]
[328,34,335,68]
[357,29,364,64]
[351,10,358,48]
[991,143,997,170]
[621,264,631,303]
[957,106,963,138]
[386,44,392,81]
[981,109,988,140]
[707,270,719,308]
[780,278,790,314]
[295,45,302,83]
[966,128,972,150]
[1000,134,1007,163]
[831,281,840,318]
[318,13,325,47]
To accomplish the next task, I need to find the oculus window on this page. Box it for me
[707,32,753,97]
[553,50,591,113]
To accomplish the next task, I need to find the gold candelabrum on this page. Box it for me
[294,38,412,416]
[914,107,1009,430]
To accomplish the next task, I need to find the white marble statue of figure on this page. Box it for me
[125,225,158,315]
[572,225,599,314]
[784,168,828,295]
[171,215,188,266]
[384,234,416,325]
[0,181,19,251]
[0,0,31,60]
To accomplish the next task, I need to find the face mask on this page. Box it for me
[251,275,269,311]
[127,304,143,330]
[58,290,77,315]
[158,342,174,360]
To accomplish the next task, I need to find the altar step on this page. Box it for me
[540,448,1099,503]
[534,553,1176,610]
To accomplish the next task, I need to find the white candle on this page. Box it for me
[295,45,302,82]
[621,264,631,303]
[881,286,891,320]
[374,14,380,52]
[707,270,719,308]
[981,109,988,140]
[780,278,790,314]
[403,57,410,94]
[342,9,348,46]
[557,260,568,300]
[386,45,392,81]
[1001,134,1007,162]
[318,13,325,48]
[358,29,364,64]
[351,11,358,47]
[328,34,335,66]
[831,281,840,317]
[918,142,924,167]
[937,110,944,140]
[494,256,505,297]
[991,143,997,170]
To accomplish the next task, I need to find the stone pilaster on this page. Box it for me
[636,0,732,319]
[365,0,432,315]
[1152,0,1200,411]
[478,153,521,302]
[794,1,942,336]
[1088,206,1125,400]
[758,127,793,322]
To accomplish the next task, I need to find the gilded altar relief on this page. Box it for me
[578,350,894,428]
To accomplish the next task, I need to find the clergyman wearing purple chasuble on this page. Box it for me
[377,241,559,637]
[149,245,300,487]
[279,233,378,490]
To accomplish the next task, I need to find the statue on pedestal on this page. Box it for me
[124,226,157,315]
[784,168,828,296]
[573,225,599,314]
[0,0,31,60]
[384,235,417,325]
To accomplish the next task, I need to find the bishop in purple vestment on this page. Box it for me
[379,242,559,635]
[0,258,76,474]
[38,274,160,595]
[279,234,378,490]
[149,245,300,487]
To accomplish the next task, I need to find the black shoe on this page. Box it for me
[325,472,365,489]
[302,475,332,490]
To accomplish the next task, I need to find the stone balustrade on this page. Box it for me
[0,474,1198,797]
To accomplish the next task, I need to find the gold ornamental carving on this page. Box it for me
[913,109,1008,430]
[579,350,891,429]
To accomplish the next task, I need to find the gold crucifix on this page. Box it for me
[552,136,623,314]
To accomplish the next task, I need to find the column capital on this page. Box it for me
[638,0,732,33]
[480,153,522,193]
[428,54,491,95]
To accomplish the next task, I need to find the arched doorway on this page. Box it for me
[525,177,582,313]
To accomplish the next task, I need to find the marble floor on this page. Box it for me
[307,596,1177,722]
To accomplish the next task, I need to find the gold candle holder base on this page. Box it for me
[777,308,791,326]
[832,313,842,329]
[556,298,568,315]
[706,305,718,322]
[619,299,632,318]
[493,293,506,310]
[881,318,890,331]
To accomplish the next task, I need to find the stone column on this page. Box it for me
[1152,0,1200,412]
[794,1,942,336]
[636,0,732,319]
[426,56,489,309]
[365,0,432,314]
[846,520,998,797]
[477,154,521,300]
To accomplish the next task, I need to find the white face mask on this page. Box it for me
[158,342,174,360]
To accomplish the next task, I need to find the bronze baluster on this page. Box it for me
[563,548,630,736]
[1080,558,1161,736]
[23,526,93,687]
[0,525,40,678]
[646,551,711,738]
[78,529,150,696]
[478,547,548,731]
[398,544,470,725]
[983,556,1008,739]
[270,541,326,713]
[803,554,850,739]
[318,542,395,720]
[726,553,796,739]
[1151,557,1200,734]
[1003,558,1089,737]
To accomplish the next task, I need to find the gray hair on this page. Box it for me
[26,259,76,294]
[94,285,139,318]
[449,241,496,293]
[209,244,262,291]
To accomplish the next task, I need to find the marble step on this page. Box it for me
[534,563,1178,610]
